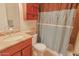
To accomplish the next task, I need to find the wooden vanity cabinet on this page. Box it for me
[0,38,32,56]
[12,51,22,56]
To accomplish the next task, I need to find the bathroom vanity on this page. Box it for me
[0,33,32,56]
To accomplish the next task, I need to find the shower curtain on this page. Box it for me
[38,9,76,55]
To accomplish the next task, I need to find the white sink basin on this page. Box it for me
[3,35,25,42]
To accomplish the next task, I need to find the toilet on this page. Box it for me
[32,34,46,56]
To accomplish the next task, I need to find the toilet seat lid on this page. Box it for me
[33,43,46,51]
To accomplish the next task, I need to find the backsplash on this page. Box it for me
[20,20,37,32]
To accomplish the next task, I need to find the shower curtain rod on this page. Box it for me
[38,23,73,29]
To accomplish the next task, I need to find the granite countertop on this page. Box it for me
[0,32,32,51]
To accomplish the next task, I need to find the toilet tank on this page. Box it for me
[32,34,38,44]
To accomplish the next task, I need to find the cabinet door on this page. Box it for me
[12,51,21,56]
[22,46,32,56]
[0,52,10,56]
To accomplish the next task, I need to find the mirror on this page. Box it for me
[5,3,20,32]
